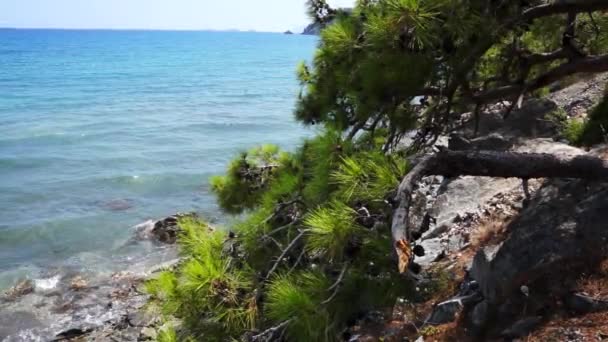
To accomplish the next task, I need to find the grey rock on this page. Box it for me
[426,294,482,325]
[470,244,502,303]
[415,238,444,266]
[140,326,157,340]
[477,179,608,303]
[426,299,463,325]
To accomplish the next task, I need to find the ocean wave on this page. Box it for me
[33,275,60,291]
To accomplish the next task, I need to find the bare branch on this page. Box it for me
[391,150,608,272]
[522,0,608,22]
[473,54,608,103]
[265,230,308,281]
[250,320,291,342]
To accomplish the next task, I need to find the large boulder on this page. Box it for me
[470,178,608,304]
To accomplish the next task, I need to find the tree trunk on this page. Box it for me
[391,150,608,273]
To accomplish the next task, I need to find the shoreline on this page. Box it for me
[0,215,184,342]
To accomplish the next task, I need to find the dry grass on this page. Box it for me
[526,311,608,342]
[576,258,608,299]
[469,214,511,249]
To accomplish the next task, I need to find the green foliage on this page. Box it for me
[146,218,256,340]
[563,119,587,145]
[577,92,608,146]
[305,201,363,262]
[266,272,334,342]
[156,327,178,342]
[332,151,407,202]
[296,0,608,150]
[210,144,293,214]
[300,129,353,204]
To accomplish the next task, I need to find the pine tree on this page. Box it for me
[146,1,608,340]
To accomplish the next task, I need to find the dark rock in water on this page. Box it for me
[100,199,135,211]
[151,213,195,244]
[52,327,94,341]
[284,30,293,35]
[134,212,197,244]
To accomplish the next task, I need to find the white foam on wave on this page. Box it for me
[34,275,60,290]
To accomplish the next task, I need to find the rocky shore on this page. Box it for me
[0,215,187,342]
[347,74,608,341]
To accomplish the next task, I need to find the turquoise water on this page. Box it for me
[0,29,316,289]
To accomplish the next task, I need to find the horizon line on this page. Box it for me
[0,27,307,34]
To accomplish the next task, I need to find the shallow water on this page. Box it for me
[0,29,316,289]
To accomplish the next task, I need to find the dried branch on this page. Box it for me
[264,230,308,281]
[391,150,608,273]
[250,320,291,342]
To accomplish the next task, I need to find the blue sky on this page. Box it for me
[0,0,354,32]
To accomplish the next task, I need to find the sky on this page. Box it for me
[0,0,355,32]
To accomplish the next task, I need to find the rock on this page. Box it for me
[283,30,293,35]
[100,198,134,211]
[425,294,482,325]
[0,311,43,339]
[148,258,182,274]
[469,244,502,303]
[564,293,608,314]
[52,327,94,341]
[475,178,608,302]
[426,299,463,325]
[500,316,543,339]
[2,279,34,301]
[470,300,490,331]
[135,212,197,244]
[302,22,323,35]
[69,276,88,291]
[140,326,157,340]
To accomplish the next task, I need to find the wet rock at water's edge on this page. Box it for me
[134,212,198,244]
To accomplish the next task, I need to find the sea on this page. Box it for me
[0,29,316,291]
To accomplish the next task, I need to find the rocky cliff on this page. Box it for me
[302,22,322,35]
[347,74,608,341]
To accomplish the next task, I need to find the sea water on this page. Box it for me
[0,29,316,289]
